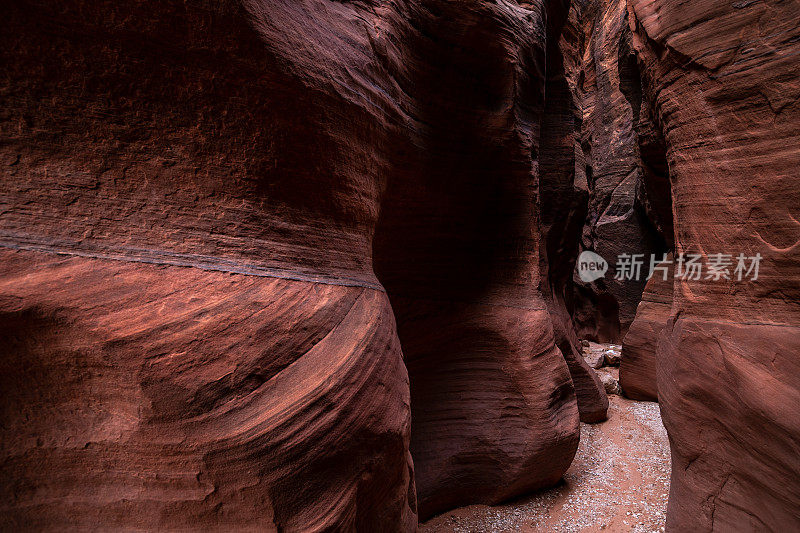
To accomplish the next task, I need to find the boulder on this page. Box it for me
[599,371,622,396]
[603,347,622,367]
[582,342,608,369]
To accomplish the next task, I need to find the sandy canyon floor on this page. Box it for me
[421,383,670,533]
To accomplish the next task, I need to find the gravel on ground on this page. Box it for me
[420,391,671,533]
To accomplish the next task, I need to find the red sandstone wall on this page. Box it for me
[3,0,797,530]
[629,0,800,528]
[0,0,604,528]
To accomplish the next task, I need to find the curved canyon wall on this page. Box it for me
[1,0,418,529]
[620,254,672,401]
[0,0,607,529]
[628,0,800,529]
[568,0,672,343]
[1,0,798,530]
[538,0,611,427]
[369,0,605,517]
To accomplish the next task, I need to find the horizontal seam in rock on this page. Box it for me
[672,315,800,330]
[0,234,387,292]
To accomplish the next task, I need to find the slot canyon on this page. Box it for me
[1,0,798,531]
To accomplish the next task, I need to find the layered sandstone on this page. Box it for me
[629,0,800,529]
[0,0,602,528]
[370,0,593,515]
[620,255,673,401]
[569,0,671,342]
[0,251,415,530]
[5,0,798,530]
[1,0,418,528]
[539,0,610,425]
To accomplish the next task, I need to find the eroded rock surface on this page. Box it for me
[539,0,610,426]
[620,256,672,401]
[0,252,415,531]
[0,0,601,528]
[2,0,798,530]
[568,0,672,343]
[629,0,800,528]
[2,1,420,528]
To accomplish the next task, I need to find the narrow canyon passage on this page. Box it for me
[421,379,670,532]
[1,0,798,530]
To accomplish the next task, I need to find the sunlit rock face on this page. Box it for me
[628,0,800,529]
[0,0,607,528]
